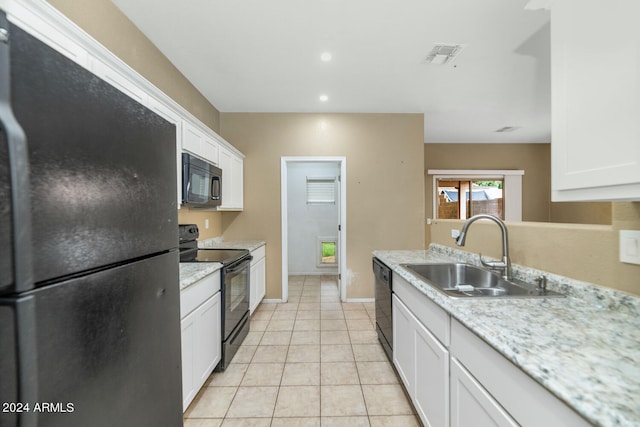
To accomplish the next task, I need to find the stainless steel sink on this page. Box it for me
[400,263,563,298]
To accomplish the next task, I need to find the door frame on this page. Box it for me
[281,156,347,302]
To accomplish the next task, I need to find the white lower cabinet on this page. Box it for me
[392,294,415,392]
[450,319,589,427]
[180,271,221,411]
[392,272,590,427]
[415,315,449,427]
[182,121,219,166]
[450,358,517,427]
[392,293,448,427]
[249,245,266,314]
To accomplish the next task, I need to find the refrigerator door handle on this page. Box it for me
[15,295,40,427]
[0,12,34,293]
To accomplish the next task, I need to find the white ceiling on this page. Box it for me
[111,0,550,143]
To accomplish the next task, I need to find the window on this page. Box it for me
[428,170,524,221]
[306,177,336,204]
[437,178,504,220]
[317,237,338,267]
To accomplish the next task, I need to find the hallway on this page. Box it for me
[183,275,419,426]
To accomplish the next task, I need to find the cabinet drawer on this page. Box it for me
[393,273,450,346]
[450,357,518,427]
[180,272,221,319]
[251,245,266,262]
[450,319,589,427]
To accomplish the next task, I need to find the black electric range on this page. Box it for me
[178,224,252,371]
[178,223,249,264]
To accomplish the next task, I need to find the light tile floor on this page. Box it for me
[184,275,420,427]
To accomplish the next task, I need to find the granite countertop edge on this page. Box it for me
[373,244,640,427]
[198,237,265,252]
[179,238,266,290]
[179,263,223,291]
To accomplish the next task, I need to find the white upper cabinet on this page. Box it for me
[4,0,246,210]
[182,121,220,166]
[7,4,89,68]
[551,0,640,201]
[147,97,183,207]
[218,144,244,211]
[90,57,148,106]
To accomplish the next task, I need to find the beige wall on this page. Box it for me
[48,0,221,132]
[178,209,222,240]
[425,143,552,223]
[424,144,611,237]
[429,202,640,296]
[220,113,425,299]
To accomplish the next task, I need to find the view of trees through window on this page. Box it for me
[436,178,504,220]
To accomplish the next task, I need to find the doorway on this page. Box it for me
[281,157,347,302]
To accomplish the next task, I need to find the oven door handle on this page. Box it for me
[225,256,253,274]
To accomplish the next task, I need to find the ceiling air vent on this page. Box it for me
[495,126,521,133]
[425,44,467,65]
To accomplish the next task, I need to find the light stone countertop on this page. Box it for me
[179,238,265,290]
[198,237,265,252]
[179,262,222,291]
[373,244,640,427]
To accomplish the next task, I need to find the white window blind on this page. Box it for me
[306,177,336,204]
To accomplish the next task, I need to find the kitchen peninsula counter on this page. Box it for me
[373,244,640,427]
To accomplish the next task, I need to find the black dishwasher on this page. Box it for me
[373,257,393,361]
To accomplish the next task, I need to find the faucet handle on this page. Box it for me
[535,275,548,292]
[479,253,506,269]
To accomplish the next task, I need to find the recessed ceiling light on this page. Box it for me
[319,94,329,102]
[320,52,332,62]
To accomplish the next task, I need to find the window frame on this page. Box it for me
[316,236,338,268]
[428,169,524,221]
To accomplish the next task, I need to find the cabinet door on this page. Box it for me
[551,0,640,201]
[218,145,244,210]
[180,312,196,411]
[202,136,219,166]
[9,10,89,68]
[147,97,183,207]
[249,255,266,314]
[182,121,204,157]
[392,295,415,394]
[91,57,148,106]
[450,358,518,427]
[255,256,266,305]
[182,122,220,166]
[231,154,244,209]
[218,146,233,209]
[194,293,221,387]
[414,317,449,427]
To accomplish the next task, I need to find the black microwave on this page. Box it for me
[182,153,222,208]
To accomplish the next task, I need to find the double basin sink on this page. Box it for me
[401,263,563,298]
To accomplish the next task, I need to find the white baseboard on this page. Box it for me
[261,299,284,304]
[288,272,339,276]
[342,298,375,303]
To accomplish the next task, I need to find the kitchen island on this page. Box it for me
[374,244,639,427]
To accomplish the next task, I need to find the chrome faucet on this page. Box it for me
[455,214,512,280]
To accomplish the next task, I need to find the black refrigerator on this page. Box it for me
[0,11,183,427]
